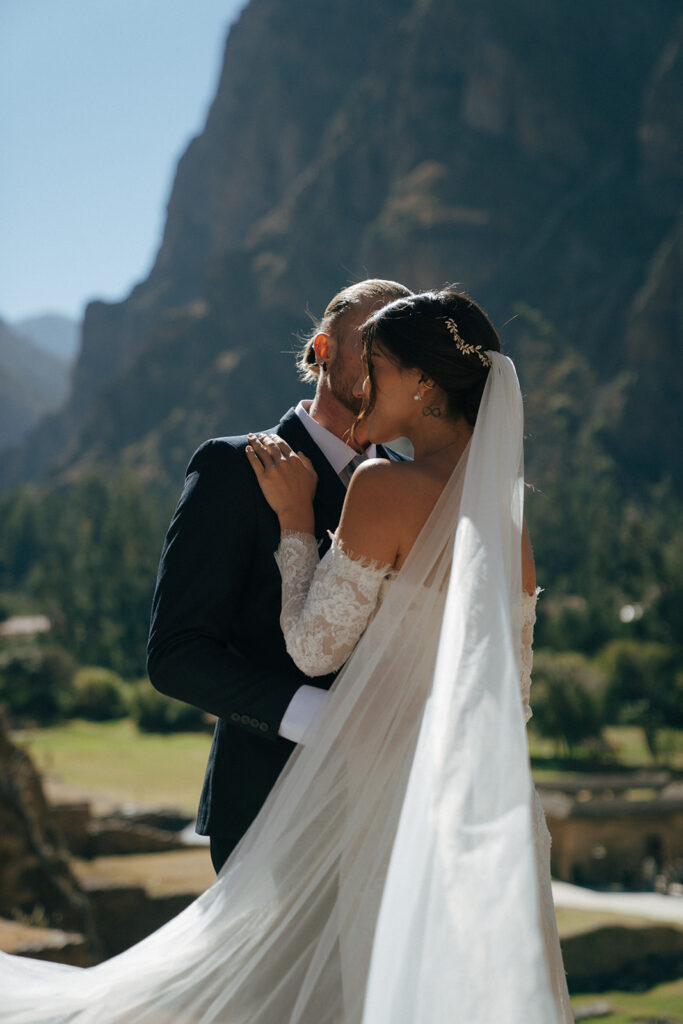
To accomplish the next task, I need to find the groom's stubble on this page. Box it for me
[326,303,383,419]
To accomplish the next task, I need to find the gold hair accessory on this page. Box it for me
[443,318,492,367]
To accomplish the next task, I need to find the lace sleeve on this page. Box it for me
[520,588,540,724]
[274,531,393,677]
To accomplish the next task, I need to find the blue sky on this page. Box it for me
[1,0,247,323]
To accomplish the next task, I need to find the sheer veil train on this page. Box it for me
[0,353,564,1023]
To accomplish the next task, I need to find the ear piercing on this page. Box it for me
[413,393,421,401]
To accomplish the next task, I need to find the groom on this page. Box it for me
[147,279,411,872]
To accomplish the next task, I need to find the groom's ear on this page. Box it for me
[313,332,337,369]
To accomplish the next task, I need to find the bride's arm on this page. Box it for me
[271,525,393,743]
[274,527,394,677]
[246,435,400,677]
[522,518,536,596]
[244,431,401,564]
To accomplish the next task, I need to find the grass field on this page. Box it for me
[555,905,672,937]
[571,977,683,1022]
[16,720,681,814]
[14,718,213,815]
[528,724,683,776]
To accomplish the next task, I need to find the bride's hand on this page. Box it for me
[246,434,317,534]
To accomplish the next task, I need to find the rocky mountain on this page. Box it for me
[2,0,681,491]
[0,320,70,453]
[17,314,80,362]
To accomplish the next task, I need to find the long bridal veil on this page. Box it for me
[363,352,560,1023]
[1,354,563,1023]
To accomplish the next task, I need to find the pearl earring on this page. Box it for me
[413,393,421,401]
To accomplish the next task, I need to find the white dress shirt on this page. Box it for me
[293,400,376,473]
[278,402,376,743]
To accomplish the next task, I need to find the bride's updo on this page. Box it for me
[359,287,502,428]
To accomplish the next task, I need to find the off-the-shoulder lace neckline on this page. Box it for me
[281,530,539,596]
[327,530,397,578]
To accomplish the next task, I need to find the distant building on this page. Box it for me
[539,775,683,889]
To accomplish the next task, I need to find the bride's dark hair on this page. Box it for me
[356,287,502,434]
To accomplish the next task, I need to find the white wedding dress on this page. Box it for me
[275,533,572,1023]
[0,353,573,1023]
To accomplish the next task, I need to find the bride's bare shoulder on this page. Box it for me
[348,457,418,504]
[336,459,416,567]
[355,457,445,501]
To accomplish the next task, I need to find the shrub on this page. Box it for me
[534,596,615,656]
[0,591,31,620]
[67,666,129,721]
[530,649,606,755]
[0,644,77,724]
[129,680,207,733]
[599,639,681,761]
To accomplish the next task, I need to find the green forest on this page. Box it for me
[0,438,681,762]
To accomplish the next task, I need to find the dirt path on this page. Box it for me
[553,880,683,925]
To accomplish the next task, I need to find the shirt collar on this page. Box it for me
[295,400,376,474]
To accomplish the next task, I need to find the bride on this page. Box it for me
[1,288,573,1023]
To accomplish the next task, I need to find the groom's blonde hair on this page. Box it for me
[297,279,412,383]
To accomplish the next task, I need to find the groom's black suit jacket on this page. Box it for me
[147,406,403,850]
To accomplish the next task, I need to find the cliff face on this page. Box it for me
[616,215,683,480]
[3,0,681,489]
[615,16,683,481]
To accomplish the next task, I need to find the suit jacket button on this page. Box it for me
[230,712,240,722]
[250,717,259,728]
[240,714,250,725]
[259,722,269,732]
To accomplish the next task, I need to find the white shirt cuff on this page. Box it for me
[279,685,330,744]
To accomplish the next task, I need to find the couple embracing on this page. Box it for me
[1,280,573,1022]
